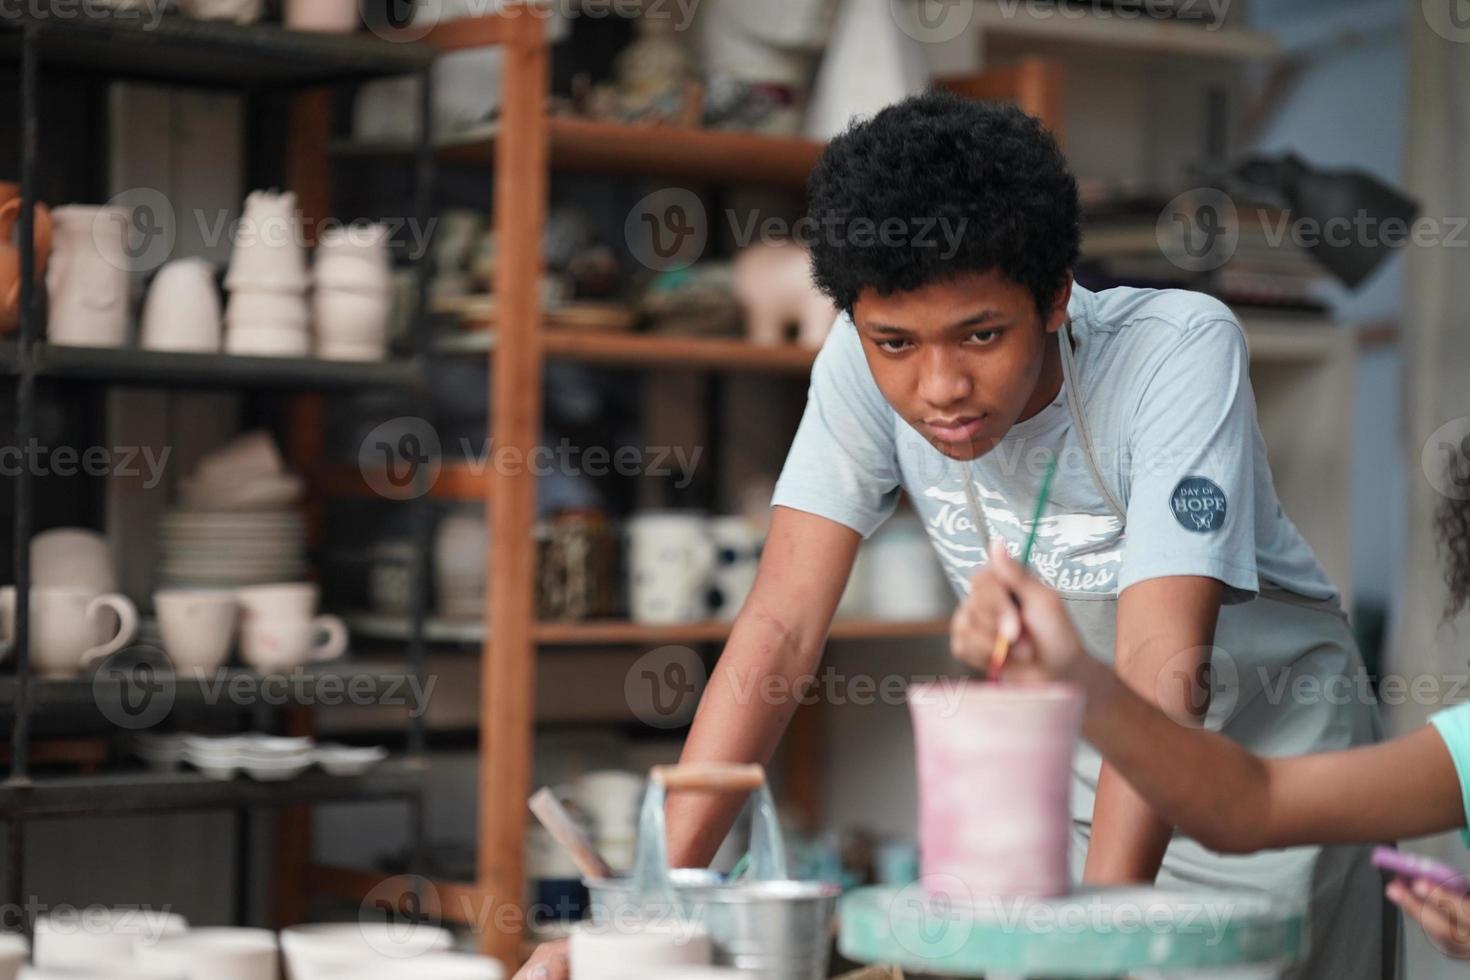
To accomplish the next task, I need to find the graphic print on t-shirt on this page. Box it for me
[919,479,1123,597]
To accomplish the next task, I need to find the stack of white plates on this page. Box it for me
[155,508,307,589]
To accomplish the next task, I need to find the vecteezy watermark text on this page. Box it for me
[625,187,968,272]
[358,417,705,501]
[0,441,170,488]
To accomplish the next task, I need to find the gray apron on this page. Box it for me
[961,325,1387,980]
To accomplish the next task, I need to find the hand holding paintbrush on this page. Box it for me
[952,457,1057,681]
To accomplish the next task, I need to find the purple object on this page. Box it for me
[1373,846,1470,896]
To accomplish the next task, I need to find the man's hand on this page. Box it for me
[512,939,569,980]
[951,542,1087,681]
[1390,877,1470,960]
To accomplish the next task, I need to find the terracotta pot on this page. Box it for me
[0,181,52,333]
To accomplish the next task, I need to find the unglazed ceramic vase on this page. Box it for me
[908,681,1084,900]
[46,205,130,348]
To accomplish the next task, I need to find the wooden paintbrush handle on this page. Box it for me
[650,762,765,793]
[528,787,615,881]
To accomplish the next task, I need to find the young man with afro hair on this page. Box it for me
[513,90,1384,980]
[670,91,1385,979]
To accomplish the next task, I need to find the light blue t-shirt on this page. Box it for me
[772,283,1338,604]
[1430,704,1470,845]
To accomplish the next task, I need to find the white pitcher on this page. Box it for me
[46,205,131,348]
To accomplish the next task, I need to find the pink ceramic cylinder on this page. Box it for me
[908,681,1084,901]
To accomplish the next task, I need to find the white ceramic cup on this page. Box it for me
[280,923,453,980]
[134,927,278,980]
[239,615,347,672]
[32,908,187,969]
[315,339,388,362]
[626,511,717,624]
[191,430,284,485]
[46,205,131,348]
[865,514,952,620]
[0,586,140,677]
[0,933,26,980]
[154,589,239,675]
[707,515,764,622]
[177,0,263,23]
[314,286,390,343]
[224,322,311,358]
[31,527,115,592]
[316,953,502,980]
[141,258,222,353]
[225,190,308,292]
[570,921,712,980]
[314,223,390,289]
[236,582,318,626]
[283,0,359,32]
[225,288,309,329]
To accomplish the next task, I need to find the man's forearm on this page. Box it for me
[664,609,822,869]
[1086,576,1222,883]
[1083,764,1174,882]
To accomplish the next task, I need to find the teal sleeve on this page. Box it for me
[1428,703,1470,848]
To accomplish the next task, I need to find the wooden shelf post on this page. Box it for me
[478,7,549,968]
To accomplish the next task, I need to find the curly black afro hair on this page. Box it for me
[1437,450,1470,619]
[805,90,1080,317]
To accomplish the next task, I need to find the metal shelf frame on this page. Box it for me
[1,10,439,936]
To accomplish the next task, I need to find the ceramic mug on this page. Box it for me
[280,923,453,980]
[46,205,131,348]
[908,681,1084,899]
[31,526,116,592]
[223,321,310,357]
[225,288,309,329]
[32,909,187,969]
[238,615,347,672]
[626,511,717,624]
[0,181,52,333]
[283,0,359,32]
[314,286,389,344]
[176,0,264,23]
[225,190,308,292]
[707,515,763,622]
[133,927,278,980]
[0,586,139,677]
[154,589,238,675]
[865,513,952,620]
[236,581,318,626]
[0,932,24,980]
[141,258,222,352]
[314,222,390,289]
[570,921,711,980]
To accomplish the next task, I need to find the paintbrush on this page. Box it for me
[988,456,1057,681]
[529,787,615,881]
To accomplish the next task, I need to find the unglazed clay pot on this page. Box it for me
[0,181,51,333]
[908,681,1084,900]
[46,205,130,347]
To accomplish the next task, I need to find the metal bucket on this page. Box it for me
[582,764,839,980]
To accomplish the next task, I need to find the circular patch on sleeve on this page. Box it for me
[1170,476,1228,533]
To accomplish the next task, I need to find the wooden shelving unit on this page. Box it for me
[337,115,825,188]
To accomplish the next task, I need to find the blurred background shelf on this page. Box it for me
[335,116,825,187]
[0,663,422,717]
[434,328,820,374]
[344,613,951,646]
[0,1,433,87]
[969,0,1280,62]
[29,344,425,390]
[0,758,427,817]
[533,618,952,645]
